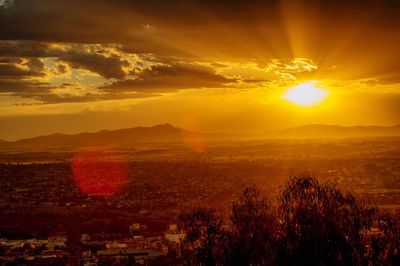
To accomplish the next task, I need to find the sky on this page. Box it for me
[0,0,400,140]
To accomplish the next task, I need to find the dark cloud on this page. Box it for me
[5,61,237,104]
[0,0,268,41]
[0,0,14,8]
[58,50,129,80]
[0,41,131,79]
[15,91,157,105]
[1,0,399,56]
[0,1,399,62]
[0,79,50,93]
[2,1,399,34]
[0,63,43,79]
[101,63,236,92]
[25,57,44,72]
[0,41,58,57]
[0,58,22,63]
[0,0,400,105]
[0,56,48,93]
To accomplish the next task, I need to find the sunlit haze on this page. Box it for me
[1,2,400,265]
[0,0,399,140]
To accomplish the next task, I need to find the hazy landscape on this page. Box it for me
[1,127,400,264]
[1,125,400,237]
[1,0,400,265]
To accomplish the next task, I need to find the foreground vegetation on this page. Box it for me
[179,176,400,266]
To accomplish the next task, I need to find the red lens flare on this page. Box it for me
[181,131,208,153]
[181,117,208,153]
[72,150,128,197]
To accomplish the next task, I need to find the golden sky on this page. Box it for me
[0,0,400,140]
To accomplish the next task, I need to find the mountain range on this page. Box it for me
[1,124,400,149]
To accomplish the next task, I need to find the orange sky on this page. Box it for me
[0,0,400,140]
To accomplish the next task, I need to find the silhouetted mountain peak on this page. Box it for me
[151,123,177,130]
[3,124,191,148]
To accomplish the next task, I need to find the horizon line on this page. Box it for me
[1,122,400,143]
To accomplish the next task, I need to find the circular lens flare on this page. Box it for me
[181,117,208,153]
[72,150,128,197]
[283,82,328,107]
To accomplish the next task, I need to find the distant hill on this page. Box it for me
[1,124,400,149]
[263,124,400,139]
[1,124,210,149]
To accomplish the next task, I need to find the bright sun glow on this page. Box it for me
[283,82,328,107]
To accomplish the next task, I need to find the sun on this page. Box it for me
[283,81,328,107]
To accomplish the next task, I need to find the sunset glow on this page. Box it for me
[283,82,328,107]
[0,1,399,139]
[1,2,400,265]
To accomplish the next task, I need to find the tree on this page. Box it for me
[227,186,278,266]
[277,176,376,266]
[178,207,226,266]
[178,176,382,266]
[375,209,400,265]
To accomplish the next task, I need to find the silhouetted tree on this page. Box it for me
[179,207,226,266]
[178,176,384,266]
[374,209,400,265]
[277,176,376,266]
[227,186,278,265]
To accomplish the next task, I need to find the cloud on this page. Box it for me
[100,62,237,93]
[14,91,157,105]
[0,0,400,107]
[0,79,51,93]
[57,48,130,80]
[0,56,49,93]
[0,41,56,57]
[0,40,241,103]
[1,0,398,58]
[0,61,43,79]
[265,58,319,82]
[0,0,13,8]
[0,41,133,79]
